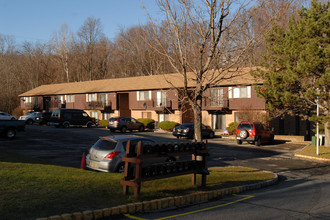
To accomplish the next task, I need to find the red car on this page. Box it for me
[235,122,274,146]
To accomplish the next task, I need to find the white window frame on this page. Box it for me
[156,91,167,107]
[24,97,32,103]
[100,93,108,105]
[90,111,98,119]
[66,95,75,103]
[86,93,97,102]
[228,86,251,99]
[137,91,152,101]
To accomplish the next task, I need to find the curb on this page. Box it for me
[294,153,330,163]
[36,173,278,220]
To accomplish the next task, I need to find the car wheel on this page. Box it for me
[63,122,70,128]
[255,137,261,146]
[11,117,15,120]
[86,122,92,128]
[120,126,127,133]
[208,131,215,139]
[110,129,115,132]
[26,119,33,125]
[139,125,144,132]
[117,163,125,173]
[6,129,16,139]
[239,130,248,139]
[237,139,242,145]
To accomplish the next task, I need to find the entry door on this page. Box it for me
[212,113,226,130]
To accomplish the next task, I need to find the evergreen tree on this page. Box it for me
[252,0,329,146]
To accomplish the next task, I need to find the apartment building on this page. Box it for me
[19,68,267,131]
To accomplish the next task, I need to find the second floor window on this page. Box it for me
[210,88,223,106]
[99,94,108,105]
[66,95,75,103]
[156,91,166,107]
[228,86,251,99]
[23,97,32,103]
[137,91,151,101]
[86,93,97,102]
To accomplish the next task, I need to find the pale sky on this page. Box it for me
[0,0,162,44]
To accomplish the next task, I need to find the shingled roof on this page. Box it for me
[19,67,262,97]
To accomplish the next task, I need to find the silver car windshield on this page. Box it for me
[93,139,117,150]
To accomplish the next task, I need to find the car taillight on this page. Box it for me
[104,151,120,159]
[184,128,189,132]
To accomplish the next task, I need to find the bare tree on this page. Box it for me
[143,0,265,141]
[77,16,105,81]
[52,24,74,83]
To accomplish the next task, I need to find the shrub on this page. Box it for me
[158,121,179,131]
[226,122,239,135]
[137,118,155,129]
[98,120,108,127]
[11,107,23,117]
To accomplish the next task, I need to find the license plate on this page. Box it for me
[91,162,98,168]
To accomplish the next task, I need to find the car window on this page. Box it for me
[64,113,73,119]
[109,118,118,122]
[94,139,117,150]
[238,124,253,130]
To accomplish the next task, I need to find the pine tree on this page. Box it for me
[252,0,329,146]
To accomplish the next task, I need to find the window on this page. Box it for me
[137,91,151,101]
[90,111,98,119]
[159,113,169,122]
[228,86,251,99]
[57,96,65,104]
[103,113,110,120]
[100,93,108,105]
[156,91,166,107]
[86,93,97,102]
[66,95,75,103]
[142,112,151,119]
[210,88,223,106]
[24,97,32,103]
[212,113,226,130]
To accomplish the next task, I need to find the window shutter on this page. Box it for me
[137,91,140,101]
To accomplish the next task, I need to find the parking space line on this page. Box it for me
[125,194,255,220]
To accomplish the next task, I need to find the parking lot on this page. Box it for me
[0,124,310,173]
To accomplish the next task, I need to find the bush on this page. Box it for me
[158,121,179,131]
[226,122,239,135]
[98,120,108,127]
[11,107,23,117]
[137,118,155,129]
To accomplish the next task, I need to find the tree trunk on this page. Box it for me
[325,122,330,147]
[194,95,203,142]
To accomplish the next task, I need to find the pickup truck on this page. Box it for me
[0,120,25,139]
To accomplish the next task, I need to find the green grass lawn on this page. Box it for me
[0,150,275,220]
[297,145,330,159]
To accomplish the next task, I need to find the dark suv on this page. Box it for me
[235,122,274,146]
[107,117,144,133]
[49,109,95,128]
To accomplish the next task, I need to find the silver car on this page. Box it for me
[0,112,17,120]
[86,136,156,173]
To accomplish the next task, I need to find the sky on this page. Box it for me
[0,0,162,44]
